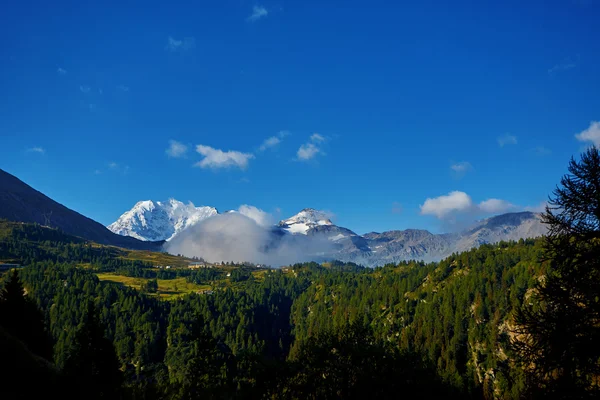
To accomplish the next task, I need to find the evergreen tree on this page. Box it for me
[514,148,600,398]
[0,269,53,360]
[62,302,123,400]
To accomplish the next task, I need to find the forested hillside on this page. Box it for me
[1,220,546,399]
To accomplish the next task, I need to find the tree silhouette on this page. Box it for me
[0,269,53,360]
[514,147,600,398]
[62,302,123,399]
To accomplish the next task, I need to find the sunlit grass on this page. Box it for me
[96,273,211,300]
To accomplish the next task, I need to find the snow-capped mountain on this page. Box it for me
[278,208,333,234]
[277,210,547,266]
[107,199,217,241]
[109,200,547,266]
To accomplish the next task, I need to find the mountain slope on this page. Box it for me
[108,199,217,241]
[0,169,160,250]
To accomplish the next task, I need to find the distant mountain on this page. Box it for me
[108,199,217,241]
[0,169,160,250]
[277,209,546,266]
[108,198,547,266]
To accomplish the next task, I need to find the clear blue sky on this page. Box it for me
[1,0,599,234]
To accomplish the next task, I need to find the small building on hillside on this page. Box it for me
[189,262,212,269]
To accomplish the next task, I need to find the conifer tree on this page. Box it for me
[514,147,600,398]
[62,302,123,399]
[0,269,52,359]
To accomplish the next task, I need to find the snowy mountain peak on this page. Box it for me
[107,199,217,241]
[278,208,333,235]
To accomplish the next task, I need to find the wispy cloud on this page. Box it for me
[79,85,91,94]
[165,36,196,52]
[166,140,189,158]
[195,145,254,170]
[247,5,268,22]
[297,133,327,161]
[102,162,130,175]
[450,161,472,174]
[117,85,130,92]
[497,134,517,147]
[534,146,552,155]
[548,58,577,76]
[575,121,600,147]
[310,133,325,143]
[27,147,45,154]
[392,202,403,215]
[57,67,67,75]
[259,130,290,151]
[524,201,548,213]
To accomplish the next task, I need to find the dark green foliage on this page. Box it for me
[514,148,600,398]
[142,279,159,293]
[282,322,468,400]
[2,227,550,399]
[0,325,62,400]
[62,303,123,399]
[229,268,253,282]
[0,269,53,359]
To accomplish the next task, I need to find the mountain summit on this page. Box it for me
[278,208,333,234]
[107,199,217,241]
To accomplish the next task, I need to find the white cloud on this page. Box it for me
[165,36,196,52]
[258,130,291,151]
[27,147,45,154]
[420,191,473,219]
[296,133,327,161]
[165,212,335,266]
[108,162,119,169]
[247,5,268,22]
[259,136,281,151]
[80,85,91,94]
[57,67,67,75]
[94,169,102,175]
[497,134,517,147]
[297,143,321,161]
[166,140,188,158]
[238,205,275,227]
[310,133,325,143]
[478,198,516,214]
[575,121,600,147]
[195,145,254,170]
[421,191,526,220]
[117,85,130,92]
[450,161,472,173]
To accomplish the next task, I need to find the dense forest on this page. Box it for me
[0,227,544,399]
[2,148,600,399]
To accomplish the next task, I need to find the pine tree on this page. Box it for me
[514,147,600,398]
[0,269,53,359]
[62,302,123,399]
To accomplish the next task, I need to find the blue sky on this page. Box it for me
[1,0,600,234]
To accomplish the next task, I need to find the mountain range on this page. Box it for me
[0,168,547,266]
[108,199,547,266]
